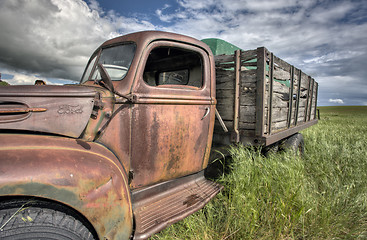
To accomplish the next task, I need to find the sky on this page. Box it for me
[0,0,366,106]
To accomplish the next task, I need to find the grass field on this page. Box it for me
[153,106,367,240]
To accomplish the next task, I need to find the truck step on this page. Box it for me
[132,171,222,240]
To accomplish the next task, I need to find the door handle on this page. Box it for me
[201,107,210,120]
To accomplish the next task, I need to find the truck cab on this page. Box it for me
[0,31,222,240]
[82,31,216,188]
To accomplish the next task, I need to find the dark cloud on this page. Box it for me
[0,0,366,105]
[0,0,154,84]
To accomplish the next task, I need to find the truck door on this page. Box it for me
[130,41,214,189]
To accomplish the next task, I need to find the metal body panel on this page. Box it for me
[96,103,132,173]
[0,85,96,138]
[130,103,213,189]
[0,134,133,240]
[128,38,215,189]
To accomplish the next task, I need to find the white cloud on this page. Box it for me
[3,70,72,85]
[0,0,156,85]
[329,99,344,104]
[8,72,40,85]
[0,0,366,107]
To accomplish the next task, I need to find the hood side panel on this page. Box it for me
[0,85,96,138]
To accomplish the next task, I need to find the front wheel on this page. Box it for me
[0,199,96,240]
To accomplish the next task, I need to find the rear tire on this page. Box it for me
[0,199,96,240]
[281,133,304,157]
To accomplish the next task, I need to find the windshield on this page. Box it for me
[81,43,136,84]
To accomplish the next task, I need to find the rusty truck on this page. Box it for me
[0,31,318,240]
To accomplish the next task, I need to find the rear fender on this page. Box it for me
[0,134,133,240]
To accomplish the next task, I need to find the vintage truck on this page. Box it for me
[0,31,318,240]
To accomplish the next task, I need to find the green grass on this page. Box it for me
[152,106,367,240]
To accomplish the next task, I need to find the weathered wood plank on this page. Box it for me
[287,66,294,128]
[217,80,234,90]
[216,69,234,78]
[241,49,257,62]
[240,93,256,106]
[216,105,234,121]
[273,67,291,81]
[240,113,256,123]
[214,120,256,132]
[272,120,288,130]
[313,82,318,120]
[267,52,274,134]
[216,63,235,69]
[240,122,255,129]
[233,49,241,142]
[242,62,258,67]
[300,72,309,89]
[256,47,266,137]
[304,76,312,122]
[215,54,235,63]
[241,69,257,83]
[294,69,302,125]
[240,105,256,117]
[272,92,289,108]
[272,81,289,94]
[216,89,234,99]
[271,107,289,122]
[273,55,291,72]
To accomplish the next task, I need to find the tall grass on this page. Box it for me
[153,106,367,239]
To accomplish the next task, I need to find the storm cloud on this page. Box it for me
[0,0,366,105]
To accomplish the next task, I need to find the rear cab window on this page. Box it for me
[143,47,203,89]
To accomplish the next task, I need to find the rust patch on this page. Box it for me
[183,194,202,207]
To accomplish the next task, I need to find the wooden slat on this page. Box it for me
[268,53,274,135]
[304,76,311,122]
[308,78,315,121]
[273,67,291,81]
[240,92,256,105]
[294,70,302,125]
[255,47,266,137]
[240,70,257,83]
[242,62,258,67]
[240,49,257,61]
[314,82,318,120]
[214,54,235,63]
[234,50,241,142]
[216,63,235,69]
[287,66,294,128]
[273,55,291,72]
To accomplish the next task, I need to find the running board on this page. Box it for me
[132,171,223,240]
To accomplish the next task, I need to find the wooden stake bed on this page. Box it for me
[213,47,318,146]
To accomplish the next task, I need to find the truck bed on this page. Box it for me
[212,47,318,147]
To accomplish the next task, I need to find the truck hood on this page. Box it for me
[0,85,98,138]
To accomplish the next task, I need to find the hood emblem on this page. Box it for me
[58,104,83,114]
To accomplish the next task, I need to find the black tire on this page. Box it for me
[281,133,304,157]
[262,142,280,157]
[0,199,96,240]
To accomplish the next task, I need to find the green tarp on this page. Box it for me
[201,38,290,87]
[201,38,242,56]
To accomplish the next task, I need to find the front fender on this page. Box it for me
[0,134,133,240]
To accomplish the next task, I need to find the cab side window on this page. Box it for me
[143,47,203,88]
